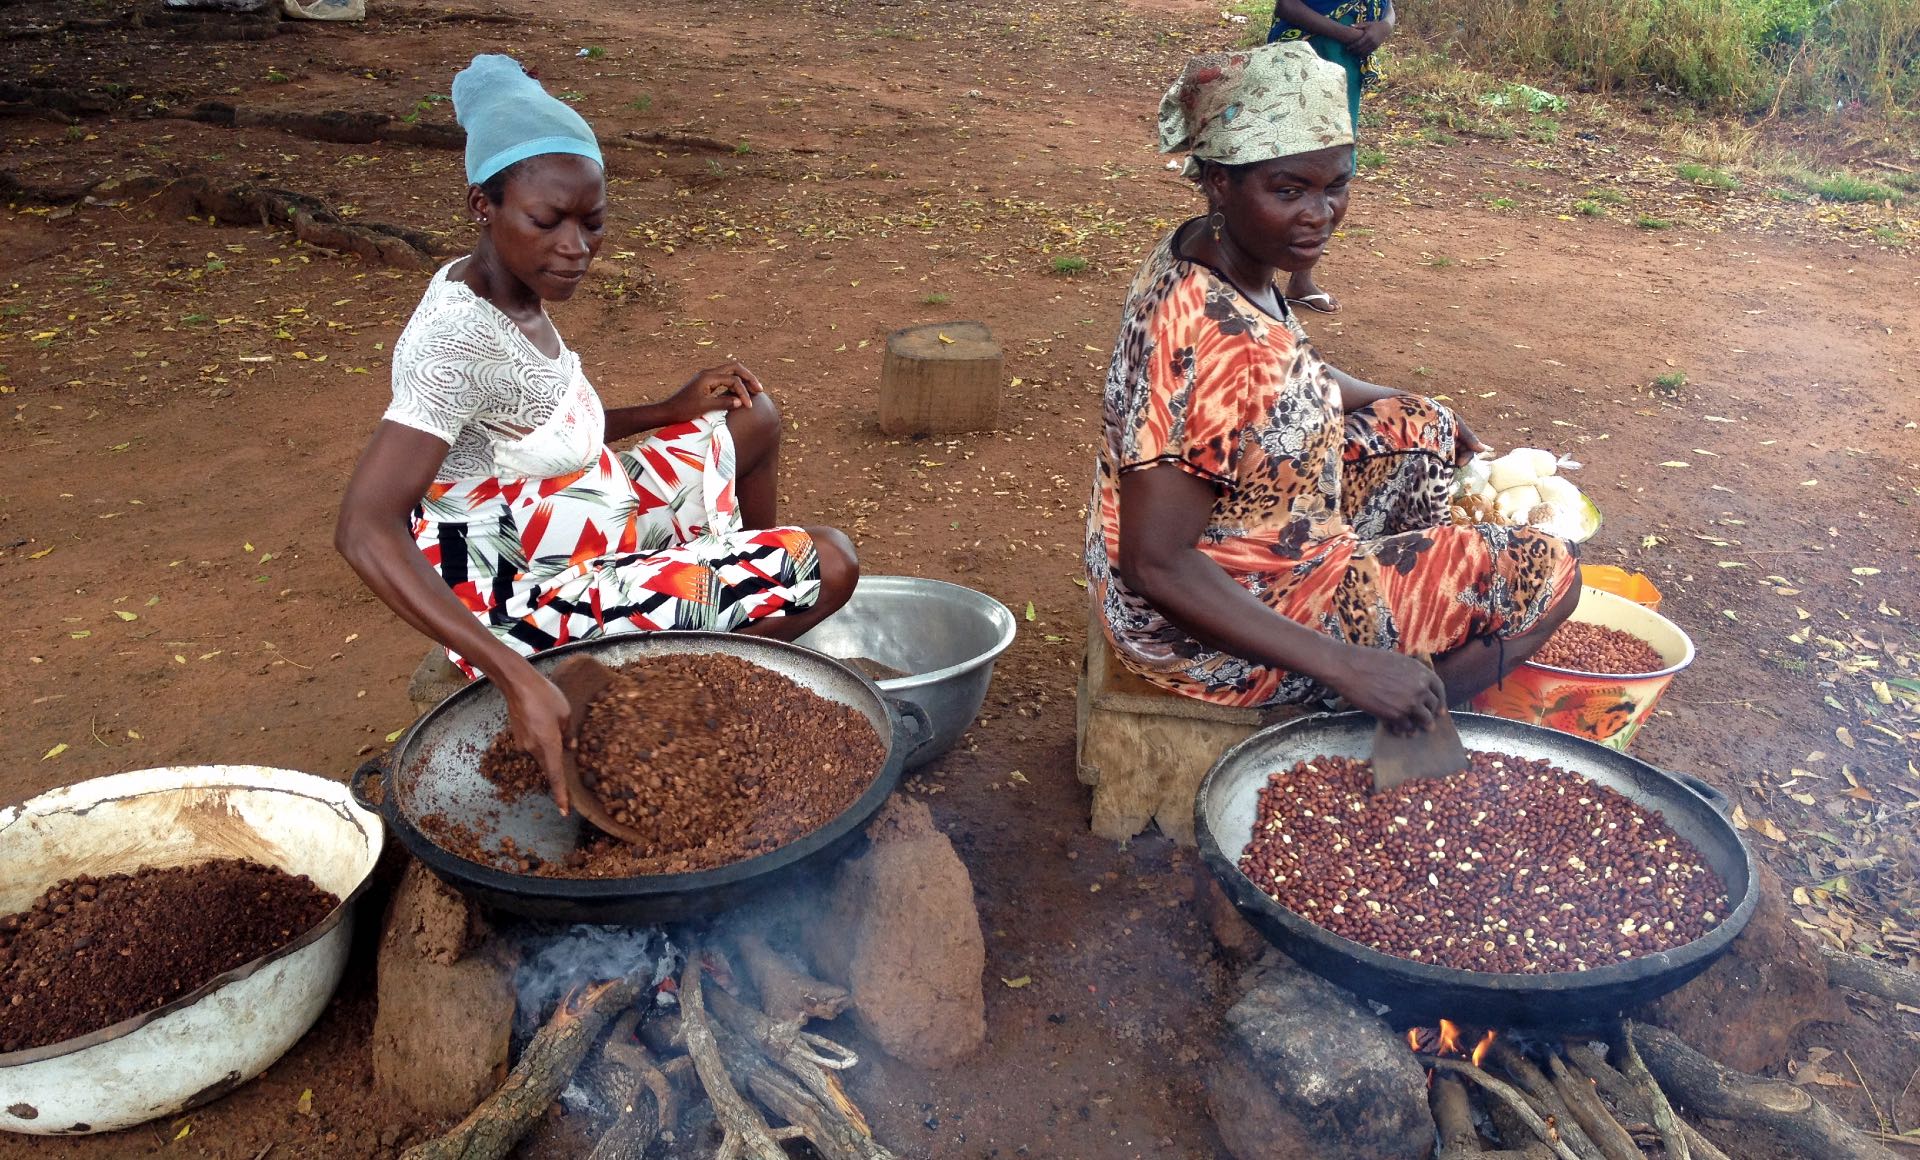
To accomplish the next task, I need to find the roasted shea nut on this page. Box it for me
[1238,752,1727,974]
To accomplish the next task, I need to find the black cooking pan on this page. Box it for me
[351,632,934,924]
[1196,712,1757,1029]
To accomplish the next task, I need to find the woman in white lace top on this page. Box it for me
[337,55,857,810]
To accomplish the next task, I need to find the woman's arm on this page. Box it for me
[335,422,575,810]
[603,362,764,443]
[1325,363,1404,412]
[1273,0,1367,47]
[1324,365,1488,460]
[1116,464,1445,733]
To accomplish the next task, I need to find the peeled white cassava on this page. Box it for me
[1534,474,1582,510]
[1486,447,1558,491]
[1495,484,1542,523]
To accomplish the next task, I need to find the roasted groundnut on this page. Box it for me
[464,655,884,877]
[1533,621,1666,674]
[1238,752,1728,974]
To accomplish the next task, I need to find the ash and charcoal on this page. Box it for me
[1240,751,1728,973]
[511,924,678,1041]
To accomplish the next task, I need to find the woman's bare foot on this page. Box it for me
[1285,267,1340,315]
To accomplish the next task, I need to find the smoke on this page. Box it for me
[511,923,679,1039]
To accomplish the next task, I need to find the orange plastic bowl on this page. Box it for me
[1579,564,1662,612]
[1469,588,1694,752]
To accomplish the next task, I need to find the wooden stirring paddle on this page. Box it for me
[1369,656,1470,793]
[548,655,648,844]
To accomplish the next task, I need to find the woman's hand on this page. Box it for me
[1350,18,1393,54]
[500,662,575,814]
[1454,415,1490,466]
[657,361,765,426]
[1324,645,1448,736]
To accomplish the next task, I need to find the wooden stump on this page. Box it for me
[878,321,1002,436]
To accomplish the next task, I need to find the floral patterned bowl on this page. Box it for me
[1469,588,1694,752]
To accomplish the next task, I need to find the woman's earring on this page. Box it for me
[1208,211,1226,241]
[477,216,489,226]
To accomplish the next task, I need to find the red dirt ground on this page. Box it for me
[3,0,1917,1155]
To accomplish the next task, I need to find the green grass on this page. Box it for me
[581,45,605,59]
[1804,173,1900,203]
[1486,196,1517,209]
[733,142,752,155]
[629,94,653,112]
[1573,198,1607,216]
[1050,255,1090,275]
[1406,0,1920,113]
[1769,186,1810,202]
[64,125,85,142]
[922,292,952,305]
[1425,255,1456,267]
[1420,129,1459,148]
[1586,188,1628,206]
[1676,162,1739,189]
[555,91,584,103]
[180,312,211,325]
[1356,145,1389,169]
[266,69,290,84]
[1224,0,1268,46]
[1871,226,1907,244]
[1527,117,1561,143]
[1636,215,1673,230]
[1653,370,1688,392]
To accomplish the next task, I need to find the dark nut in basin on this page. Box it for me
[1237,752,1728,975]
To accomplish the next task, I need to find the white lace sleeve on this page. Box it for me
[383,297,521,448]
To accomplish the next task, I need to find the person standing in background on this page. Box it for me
[1266,0,1394,316]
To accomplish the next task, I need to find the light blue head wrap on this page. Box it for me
[452,54,603,186]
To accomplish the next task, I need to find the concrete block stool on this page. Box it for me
[408,647,470,716]
[1076,617,1306,846]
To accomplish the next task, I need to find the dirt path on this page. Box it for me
[3,0,1917,1155]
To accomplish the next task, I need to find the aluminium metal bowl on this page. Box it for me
[0,766,383,1136]
[792,575,1016,770]
[1196,712,1757,1029]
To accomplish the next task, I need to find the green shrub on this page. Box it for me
[1050,255,1089,275]
[1636,215,1674,229]
[1574,198,1607,216]
[1677,162,1740,189]
[1805,173,1901,203]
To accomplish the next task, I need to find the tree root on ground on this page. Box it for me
[0,169,441,270]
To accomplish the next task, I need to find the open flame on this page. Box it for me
[1407,1019,1497,1068]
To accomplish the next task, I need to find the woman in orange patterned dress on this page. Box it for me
[1086,44,1580,734]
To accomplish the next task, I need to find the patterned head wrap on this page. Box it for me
[1157,42,1352,177]
[453,54,603,186]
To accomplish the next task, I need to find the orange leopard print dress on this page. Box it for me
[1085,227,1577,708]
